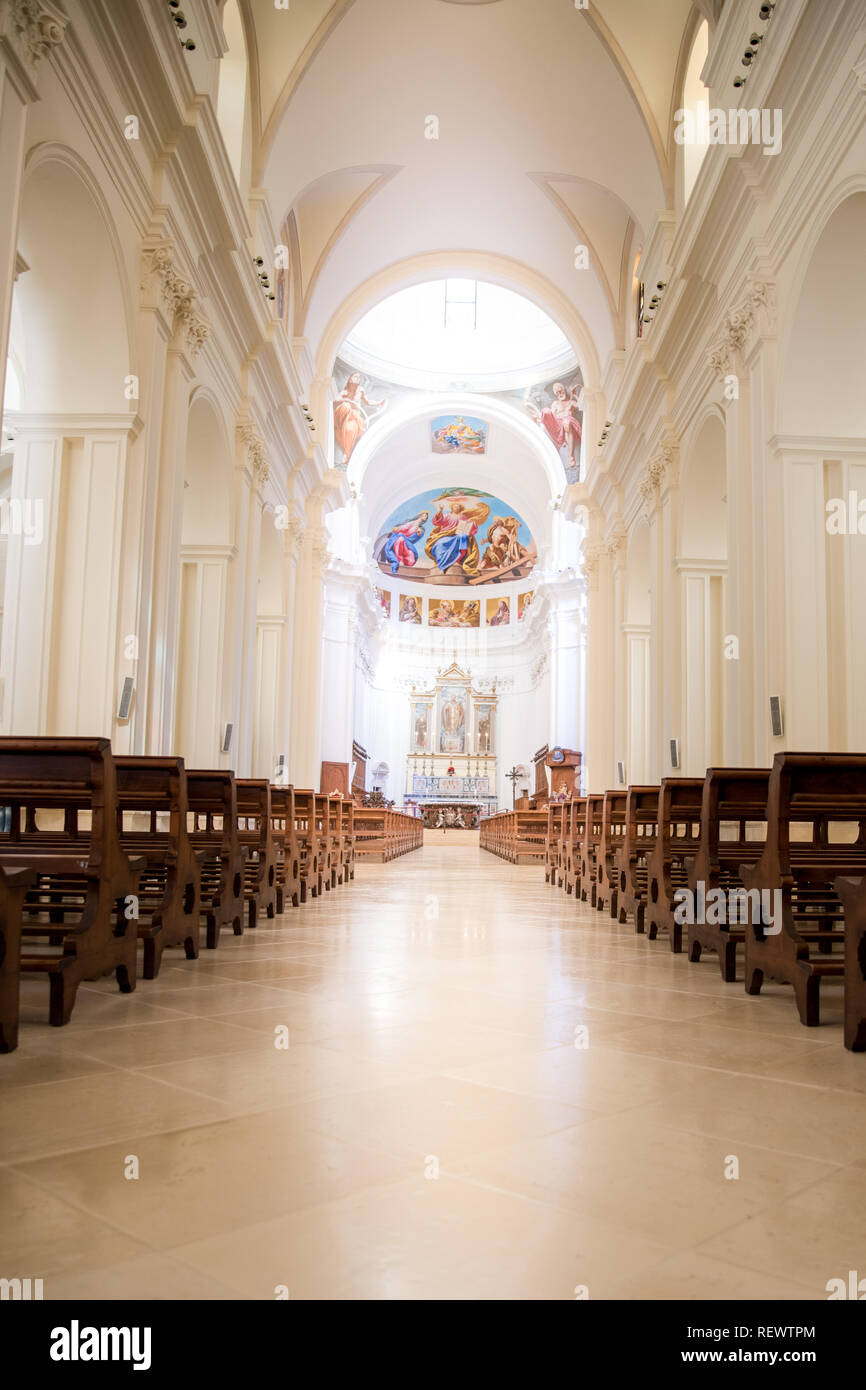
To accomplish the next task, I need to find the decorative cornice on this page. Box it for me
[141,244,210,358]
[238,420,269,487]
[709,279,776,379]
[0,0,65,74]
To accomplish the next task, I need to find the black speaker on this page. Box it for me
[670,738,680,769]
[769,696,783,738]
[222,723,233,753]
[117,677,134,721]
[616,760,625,785]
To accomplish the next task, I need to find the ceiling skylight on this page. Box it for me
[341,280,575,392]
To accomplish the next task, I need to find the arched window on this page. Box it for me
[680,20,710,208]
[217,0,250,193]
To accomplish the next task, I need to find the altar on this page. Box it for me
[402,661,498,817]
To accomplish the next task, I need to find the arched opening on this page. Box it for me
[678,412,726,773]
[624,523,651,782]
[175,395,234,767]
[0,156,130,736]
[679,19,710,209]
[776,192,866,749]
[217,0,252,195]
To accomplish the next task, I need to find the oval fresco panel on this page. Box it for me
[373,487,535,586]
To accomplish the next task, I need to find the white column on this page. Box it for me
[175,545,233,768]
[252,615,285,780]
[624,623,651,783]
[678,561,726,774]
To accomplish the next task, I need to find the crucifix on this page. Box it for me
[506,765,522,809]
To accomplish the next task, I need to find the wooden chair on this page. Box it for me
[187,770,246,948]
[614,785,659,932]
[645,778,704,948]
[270,785,300,912]
[115,755,202,978]
[742,754,866,1026]
[687,768,771,980]
[236,779,277,927]
[0,737,142,1027]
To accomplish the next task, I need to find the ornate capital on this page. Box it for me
[709,278,776,380]
[1,0,66,77]
[605,520,628,560]
[237,421,269,487]
[309,525,330,578]
[581,540,606,590]
[141,244,210,358]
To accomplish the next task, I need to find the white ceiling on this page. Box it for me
[237,0,698,377]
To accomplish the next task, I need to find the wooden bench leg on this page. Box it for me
[794,965,821,1028]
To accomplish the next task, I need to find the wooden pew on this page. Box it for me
[514,809,548,865]
[742,754,866,1026]
[354,807,422,861]
[564,796,586,897]
[315,794,336,890]
[596,790,628,916]
[545,802,566,885]
[270,785,300,913]
[339,799,355,882]
[833,876,866,1051]
[115,755,201,978]
[687,768,771,980]
[294,790,322,900]
[0,865,37,1052]
[644,777,704,948]
[0,737,142,1027]
[326,795,344,886]
[187,770,246,948]
[236,780,277,927]
[480,810,514,860]
[615,785,660,932]
[579,794,605,904]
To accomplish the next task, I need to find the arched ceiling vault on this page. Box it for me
[235,0,699,377]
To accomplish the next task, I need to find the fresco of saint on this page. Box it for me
[487,598,510,626]
[375,511,429,575]
[424,492,490,577]
[399,594,422,623]
[526,380,582,470]
[333,370,386,464]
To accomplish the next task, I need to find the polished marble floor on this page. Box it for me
[1,845,863,1301]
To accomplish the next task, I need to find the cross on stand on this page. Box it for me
[506,765,523,810]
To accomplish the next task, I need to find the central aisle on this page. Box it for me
[2,845,864,1300]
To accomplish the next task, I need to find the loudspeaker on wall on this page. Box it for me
[117,677,134,721]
